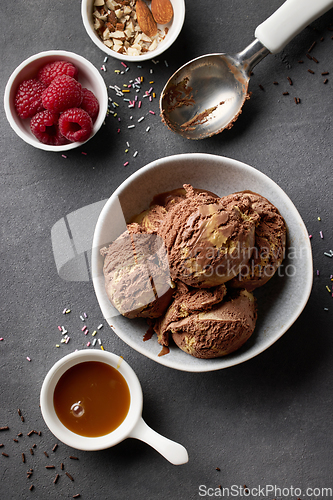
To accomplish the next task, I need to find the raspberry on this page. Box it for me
[30,110,69,146]
[58,108,93,143]
[37,60,78,86]
[80,88,99,123]
[42,75,82,113]
[14,79,47,119]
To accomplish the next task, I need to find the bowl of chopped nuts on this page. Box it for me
[4,50,108,151]
[81,0,185,62]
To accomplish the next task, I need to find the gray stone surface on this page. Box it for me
[1,0,332,499]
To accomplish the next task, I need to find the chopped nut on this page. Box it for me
[92,0,169,56]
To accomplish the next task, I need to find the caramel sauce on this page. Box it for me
[143,325,154,341]
[53,361,130,437]
[158,345,170,357]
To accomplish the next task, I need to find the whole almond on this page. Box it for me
[151,0,174,25]
[136,0,158,37]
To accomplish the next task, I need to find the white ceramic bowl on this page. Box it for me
[81,0,185,62]
[4,50,108,152]
[91,153,313,372]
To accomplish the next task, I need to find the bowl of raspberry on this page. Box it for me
[4,50,108,151]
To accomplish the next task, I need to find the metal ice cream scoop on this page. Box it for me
[160,0,333,140]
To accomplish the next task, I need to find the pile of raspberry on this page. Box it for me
[14,60,100,146]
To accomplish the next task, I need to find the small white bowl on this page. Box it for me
[4,50,108,152]
[81,0,185,62]
[91,153,313,372]
[40,350,188,463]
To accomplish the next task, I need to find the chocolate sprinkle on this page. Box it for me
[53,474,60,484]
[52,443,58,452]
[69,456,79,460]
[287,76,293,85]
[0,426,9,431]
[2,452,9,457]
[65,471,74,481]
[22,453,25,463]
[308,41,316,52]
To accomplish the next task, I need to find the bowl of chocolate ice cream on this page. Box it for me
[92,153,313,372]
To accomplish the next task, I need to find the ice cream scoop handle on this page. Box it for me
[255,0,333,54]
[129,417,189,465]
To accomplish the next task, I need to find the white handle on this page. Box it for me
[255,0,333,53]
[129,417,189,465]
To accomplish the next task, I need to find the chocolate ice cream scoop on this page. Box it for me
[154,280,227,346]
[158,185,259,287]
[226,191,286,291]
[100,224,173,319]
[132,187,219,234]
[163,289,257,359]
